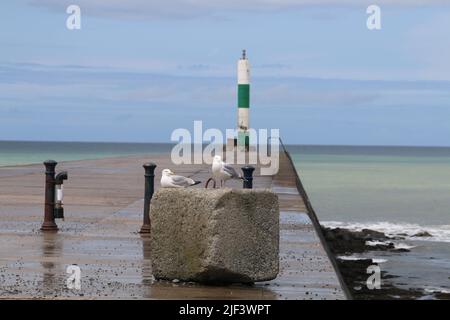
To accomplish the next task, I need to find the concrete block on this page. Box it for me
[150,188,279,283]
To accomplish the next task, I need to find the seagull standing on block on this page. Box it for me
[212,155,245,187]
[161,169,201,188]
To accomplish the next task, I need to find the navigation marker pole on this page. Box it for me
[237,49,250,150]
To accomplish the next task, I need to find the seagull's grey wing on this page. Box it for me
[171,175,193,187]
[222,164,240,178]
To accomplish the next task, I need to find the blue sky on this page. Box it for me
[0,1,449,145]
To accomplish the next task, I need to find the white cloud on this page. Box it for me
[28,0,450,20]
[3,61,449,110]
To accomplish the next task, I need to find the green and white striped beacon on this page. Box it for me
[237,49,250,148]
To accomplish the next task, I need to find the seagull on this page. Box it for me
[212,155,245,187]
[160,169,201,188]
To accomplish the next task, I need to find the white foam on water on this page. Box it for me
[424,287,450,294]
[323,221,450,243]
[365,240,391,246]
[365,240,417,251]
[394,243,416,250]
[372,258,388,264]
[337,256,387,263]
[337,256,366,261]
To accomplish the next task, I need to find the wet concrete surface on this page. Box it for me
[0,153,345,299]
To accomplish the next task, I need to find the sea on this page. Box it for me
[0,141,174,167]
[0,141,449,296]
[289,145,450,297]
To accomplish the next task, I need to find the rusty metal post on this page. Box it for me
[41,160,58,232]
[241,166,255,189]
[140,162,157,234]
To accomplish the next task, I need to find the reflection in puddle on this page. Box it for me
[40,232,63,294]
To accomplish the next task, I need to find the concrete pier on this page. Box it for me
[0,150,346,299]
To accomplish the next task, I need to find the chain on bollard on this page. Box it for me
[41,160,68,232]
[241,166,255,189]
[140,162,157,234]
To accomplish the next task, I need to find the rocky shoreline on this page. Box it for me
[321,226,450,300]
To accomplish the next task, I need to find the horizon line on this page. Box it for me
[1,139,449,149]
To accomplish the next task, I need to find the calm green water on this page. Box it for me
[289,146,450,226]
[288,145,450,295]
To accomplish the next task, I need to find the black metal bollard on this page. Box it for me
[41,160,58,232]
[241,166,255,189]
[140,162,157,234]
